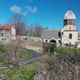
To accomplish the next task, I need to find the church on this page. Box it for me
[42,10,80,47]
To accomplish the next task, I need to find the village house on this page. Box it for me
[0,24,16,43]
[42,10,80,47]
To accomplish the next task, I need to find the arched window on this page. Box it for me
[58,32,62,38]
[69,33,72,39]
[46,40,48,42]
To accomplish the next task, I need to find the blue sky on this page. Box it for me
[0,0,80,30]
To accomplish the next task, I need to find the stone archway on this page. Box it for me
[49,39,57,53]
[49,39,56,44]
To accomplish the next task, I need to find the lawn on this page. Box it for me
[22,50,32,60]
[2,64,35,80]
[0,49,32,64]
[17,50,32,62]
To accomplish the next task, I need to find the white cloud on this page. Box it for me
[23,11,29,16]
[27,6,38,13]
[10,5,29,16]
[10,5,22,14]
[10,5,38,16]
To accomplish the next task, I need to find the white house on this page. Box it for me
[0,24,16,43]
[42,10,80,47]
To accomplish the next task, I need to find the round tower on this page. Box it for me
[61,10,78,45]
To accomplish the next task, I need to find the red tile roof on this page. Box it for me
[63,30,77,32]
[0,24,13,30]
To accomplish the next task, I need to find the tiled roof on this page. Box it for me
[42,29,60,39]
[0,24,13,30]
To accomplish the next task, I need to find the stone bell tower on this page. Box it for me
[61,10,78,45]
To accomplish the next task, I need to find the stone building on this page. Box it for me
[61,10,78,46]
[42,10,80,47]
[0,24,16,43]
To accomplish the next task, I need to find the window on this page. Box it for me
[68,19,76,25]
[69,19,72,25]
[69,33,72,39]
[46,40,48,42]
[64,19,76,25]
[58,40,61,43]
[62,32,63,35]
[25,38,27,40]
[58,32,62,38]
[1,33,3,37]
[64,20,67,26]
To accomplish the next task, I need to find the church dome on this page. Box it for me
[64,10,76,20]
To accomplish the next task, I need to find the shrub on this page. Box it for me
[3,64,35,80]
[46,47,80,80]
[50,43,56,54]
[55,47,72,55]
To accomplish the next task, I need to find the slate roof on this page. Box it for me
[42,29,60,39]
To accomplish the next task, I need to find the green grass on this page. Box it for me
[22,50,32,60]
[0,49,32,70]
[3,64,35,80]
[0,49,34,80]
[17,50,32,62]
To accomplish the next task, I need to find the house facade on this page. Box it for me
[42,10,80,47]
[0,24,16,43]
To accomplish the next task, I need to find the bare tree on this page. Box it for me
[10,13,27,36]
[28,23,44,37]
[27,26,34,36]
[34,23,43,37]
[3,38,26,67]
